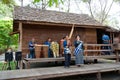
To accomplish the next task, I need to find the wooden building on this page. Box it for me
[12,6,114,57]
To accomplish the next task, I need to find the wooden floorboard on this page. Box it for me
[24,55,120,63]
[0,63,120,80]
[22,55,120,69]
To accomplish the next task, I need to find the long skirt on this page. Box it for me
[29,49,35,58]
[64,54,71,67]
[75,51,84,65]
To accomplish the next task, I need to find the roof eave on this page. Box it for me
[13,20,106,29]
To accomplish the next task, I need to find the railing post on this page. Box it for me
[96,72,102,80]
[115,50,119,62]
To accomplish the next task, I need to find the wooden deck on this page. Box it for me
[0,63,120,80]
[23,55,120,69]
[24,55,120,62]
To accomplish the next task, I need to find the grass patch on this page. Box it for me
[0,62,2,70]
[0,61,16,71]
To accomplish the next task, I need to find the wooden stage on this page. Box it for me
[23,54,120,69]
[0,63,120,80]
[1,44,119,80]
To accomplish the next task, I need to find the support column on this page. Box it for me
[110,32,112,44]
[18,22,23,69]
[19,22,22,51]
[96,72,102,80]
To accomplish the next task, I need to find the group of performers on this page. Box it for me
[28,33,112,68]
[28,35,84,68]
[63,35,84,68]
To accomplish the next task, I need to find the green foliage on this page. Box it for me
[1,0,12,4]
[0,2,12,18]
[113,0,120,2]
[33,0,64,7]
[0,62,3,70]
[0,0,16,18]
[49,0,53,7]
[0,20,18,52]
[0,1,18,52]
[0,61,16,71]
[82,0,91,2]
[33,0,41,4]
[1,0,16,6]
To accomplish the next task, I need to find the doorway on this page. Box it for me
[97,29,110,44]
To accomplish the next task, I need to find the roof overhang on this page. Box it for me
[13,20,107,32]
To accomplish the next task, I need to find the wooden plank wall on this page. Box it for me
[85,28,97,44]
[21,24,97,57]
[84,28,97,56]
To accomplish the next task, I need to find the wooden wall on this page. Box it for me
[21,23,97,56]
[84,28,97,44]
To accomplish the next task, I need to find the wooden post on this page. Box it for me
[113,32,115,43]
[115,50,119,62]
[23,60,30,69]
[84,45,88,56]
[118,71,120,75]
[18,22,23,69]
[19,22,22,51]
[19,60,23,69]
[96,72,102,80]
[110,32,112,44]
[26,62,30,69]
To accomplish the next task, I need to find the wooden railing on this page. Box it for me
[22,44,114,57]
[83,44,113,56]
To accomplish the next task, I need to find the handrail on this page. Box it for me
[22,44,113,49]
[84,44,113,46]
[84,50,112,52]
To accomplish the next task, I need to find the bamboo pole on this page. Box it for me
[69,24,75,39]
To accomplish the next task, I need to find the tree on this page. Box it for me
[0,20,18,52]
[79,0,115,24]
[0,0,18,53]
[31,0,64,9]
[0,0,16,8]
[0,0,16,18]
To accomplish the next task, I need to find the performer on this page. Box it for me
[102,33,111,55]
[28,38,36,58]
[74,35,84,67]
[63,35,71,68]
[50,41,59,58]
[44,38,53,57]
[60,37,66,57]
[5,48,13,62]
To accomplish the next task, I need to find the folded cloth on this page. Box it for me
[64,47,71,54]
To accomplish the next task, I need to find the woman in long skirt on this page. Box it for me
[74,35,84,67]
